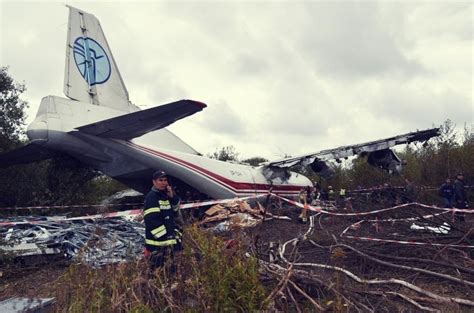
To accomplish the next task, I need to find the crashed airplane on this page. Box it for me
[0,6,440,199]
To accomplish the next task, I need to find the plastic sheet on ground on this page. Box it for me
[0,216,144,266]
[410,221,451,234]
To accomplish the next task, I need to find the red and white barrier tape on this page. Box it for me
[366,211,451,222]
[340,219,474,249]
[273,194,474,216]
[0,194,268,226]
[0,203,143,210]
[342,234,474,249]
[0,209,144,226]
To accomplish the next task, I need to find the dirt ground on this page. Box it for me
[1,197,473,311]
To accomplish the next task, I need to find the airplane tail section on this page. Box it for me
[64,5,134,112]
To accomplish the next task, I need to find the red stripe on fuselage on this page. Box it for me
[128,142,303,194]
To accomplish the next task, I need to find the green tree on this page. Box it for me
[241,156,268,166]
[0,68,121,207]
[209,146,239,162]
[0,66,28,150]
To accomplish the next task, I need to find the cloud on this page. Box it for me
[196,100,246,136]
[1,2,471,160]
[292,2,427,80]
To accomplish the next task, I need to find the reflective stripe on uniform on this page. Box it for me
[145,239,177,247]
[158,200,171,210]
[175,229,182,238]
[144,207,160,216]
[151,225,167,238]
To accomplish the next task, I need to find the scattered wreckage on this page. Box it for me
[1,190,473,311]
[0,215,145,267]
[0,198,283,267]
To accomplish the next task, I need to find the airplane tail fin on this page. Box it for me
[64,5,134,112]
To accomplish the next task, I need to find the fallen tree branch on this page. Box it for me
[262,261,373,313]
[278,242,474,307]
[262,264,293,308]
[286,286,302,313]
[334,243,474,287]
[388,291,440,312]
[361,290,441,312]
[286,261,474,306]
[365,250,474,275]
[288,279,326,312]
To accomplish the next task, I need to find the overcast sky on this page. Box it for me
[1,1,472,160]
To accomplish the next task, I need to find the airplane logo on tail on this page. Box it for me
[73,37,111,85]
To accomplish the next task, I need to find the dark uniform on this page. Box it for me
[453,175,467,222]
[144,186,182,267]
[438,180,454,207]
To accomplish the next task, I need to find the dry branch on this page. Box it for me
[288,279,326,312]
[263,264,293,308]
[334,243,474,287]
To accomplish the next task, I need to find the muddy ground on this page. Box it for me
[1,197,473,311]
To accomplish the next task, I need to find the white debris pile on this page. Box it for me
[201,200,290,232]
[410,222,451,234]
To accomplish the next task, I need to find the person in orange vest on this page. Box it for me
[298,187,309,223]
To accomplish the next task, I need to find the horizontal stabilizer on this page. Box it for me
[0,142,56,168]
[76,99,206,140]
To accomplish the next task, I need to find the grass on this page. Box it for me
[51,225,267,312]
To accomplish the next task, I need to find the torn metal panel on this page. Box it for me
[263,128,441,174]
[0,242,61,257]
[0,297,55,313]
[0,216,145,266]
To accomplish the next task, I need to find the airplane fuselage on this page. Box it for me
[27,96,311,198]
[2,6,438,203]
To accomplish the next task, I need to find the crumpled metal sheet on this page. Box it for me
[0,297,55,313]
[0,216,145,266]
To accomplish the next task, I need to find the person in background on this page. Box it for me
[306,186,314,206]
[328,186,335,202]
[143,170,183,270]
[403,179,417,203]
[438,178,455,208]
[298,187,308,223]
[338,187,346,208]
[453,173,468,222]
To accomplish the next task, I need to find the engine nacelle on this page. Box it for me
[367,149,402,174]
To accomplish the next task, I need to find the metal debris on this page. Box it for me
[0,216,144,266]
[0,297,55,313]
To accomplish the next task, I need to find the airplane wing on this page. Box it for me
[0,142,57,168]
[76,99,206,140]
[263,128,440,173]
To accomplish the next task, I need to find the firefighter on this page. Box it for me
[144,170,183,270]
